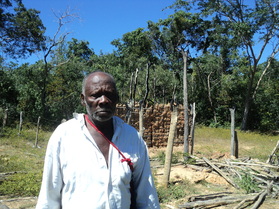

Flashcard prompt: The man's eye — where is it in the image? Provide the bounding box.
[91,94,99,98]
[106,93,117,100]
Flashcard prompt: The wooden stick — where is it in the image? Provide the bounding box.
[233,192,261,209]
[229,161,279,170]
[251,190,267,209]
[266,140,279,164]
[203,157,238,188]
[188,192,233,202]
[34,116,41,148]
[179,194,260,208]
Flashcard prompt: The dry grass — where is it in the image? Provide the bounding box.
[149,126,279,208]
[192,126,278,160]
[150,126,278,161]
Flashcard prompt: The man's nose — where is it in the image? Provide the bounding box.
[99,95,110,103]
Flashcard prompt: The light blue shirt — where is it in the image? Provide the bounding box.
[36,114,160,209]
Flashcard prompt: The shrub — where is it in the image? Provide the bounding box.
[236,172,260,194]
[157,151,181,165]
[157,181,188,203]
[0,172,42,197]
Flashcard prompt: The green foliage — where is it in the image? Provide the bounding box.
[67,38,93,62]
[0,172,42,196]
[0,69,18,107]
[13,62,45,122]
[0,154,26,173]
[0,0,278,132]
[157,151,181,165]
[157,180,188,203]
[0,127,50,197]
[236,172,260,194]
[0,0,46,59]
[47,61,85,120]
[182,153,197,165]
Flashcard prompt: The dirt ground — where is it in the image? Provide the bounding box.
[149,146,279,209]
[1,146,278,209]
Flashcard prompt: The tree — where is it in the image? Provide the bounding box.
[252,59,279,131]
[13,62,45,122]
[111,28,157,105]
[47,39,93,121]
[176,0,279,130]
[0,64,18,124]
[40,8,79,119]
[148,10,211,155]
[0,0,46,59]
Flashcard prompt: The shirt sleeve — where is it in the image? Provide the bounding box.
[36,127,63,209]
[132,136,160,209]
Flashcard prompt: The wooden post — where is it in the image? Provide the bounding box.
[182,50,190,158]
[18,111,23,135]
[3,108,8,129]
[266,140,279,164]
[125,101,133,125]
[230,108,238,158]
[35,116,41,148]
[139,102,144,137]
[234,131,239,158]
[190,103,196,155]
[162,105,178,188]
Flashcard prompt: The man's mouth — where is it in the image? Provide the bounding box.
[97,109,112,114]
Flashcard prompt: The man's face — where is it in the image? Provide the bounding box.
[81,73,118,123]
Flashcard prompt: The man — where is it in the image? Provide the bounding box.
[36,71,160,209]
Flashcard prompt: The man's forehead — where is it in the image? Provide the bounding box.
[86,73,116,90]
[89,73,114,83]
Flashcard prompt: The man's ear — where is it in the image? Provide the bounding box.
[81,94,85,106]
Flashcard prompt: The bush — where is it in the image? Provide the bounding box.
[157,181,188,203]
[236,172,260,194]
[0,172,42,196]
[157,151,181,165]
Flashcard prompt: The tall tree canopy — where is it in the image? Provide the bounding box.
[0,0,46,59]
[172,0,279,130]
[0,0,278,133]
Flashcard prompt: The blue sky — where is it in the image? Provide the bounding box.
[22,0,175,63]
[20,0,275,64]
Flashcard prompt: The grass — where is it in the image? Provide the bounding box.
[151,126,278,206]
[0,125,278,202]
[0,126,51,197]
[193,126,278,160]
[156,179,190,203]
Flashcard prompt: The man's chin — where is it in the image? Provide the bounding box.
[93,114,113,123]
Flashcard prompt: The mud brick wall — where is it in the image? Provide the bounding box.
[115,104,189,147]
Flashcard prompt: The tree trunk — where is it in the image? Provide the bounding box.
[182,50,189,156]
[207,72,217,124]
[18,111,23,135]
[162,105,178,188]
[35,116,41,148]
[129,72,133,101]
[132,68,139,106]
[143,63,150,107]
[190,103,196,155]
[230,108,238,158]
[139,102,144,137]
[2,109,8,129]
[241,69,255,130]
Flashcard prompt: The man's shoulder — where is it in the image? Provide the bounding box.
[113,116,137,130]
[55,114,84,130]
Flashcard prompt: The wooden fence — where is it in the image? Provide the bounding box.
[116,103,192,147]
[1,104,192,148]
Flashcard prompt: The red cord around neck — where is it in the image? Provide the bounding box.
[84,114,134,171]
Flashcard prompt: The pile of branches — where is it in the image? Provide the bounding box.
[179,156,279,209]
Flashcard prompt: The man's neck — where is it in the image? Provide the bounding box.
[88,117,114,140]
